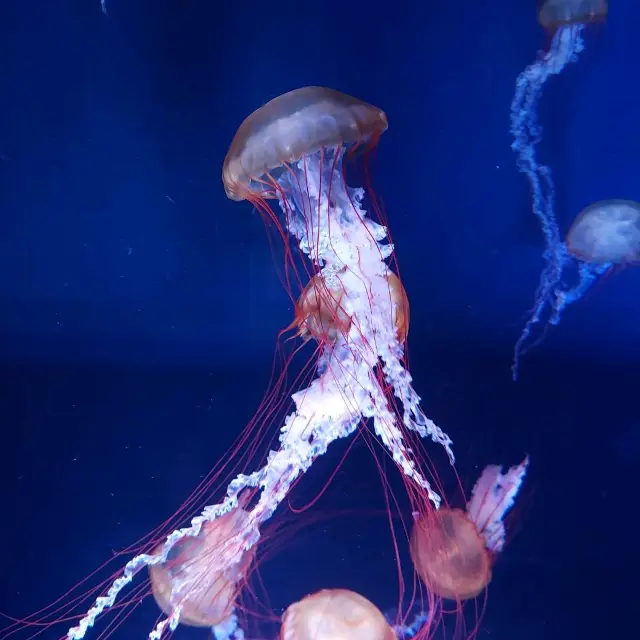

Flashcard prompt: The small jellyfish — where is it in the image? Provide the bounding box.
[410,458,528,601]
[540,199,640,338]
[293,269,409,344]
[510,1,609,379]
[149,501,256,628]
[566,199,640,265]
[411,509,489,600]
[222,87,387,204]
[281,589,395,640]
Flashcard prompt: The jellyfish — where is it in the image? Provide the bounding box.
[566,199,640,265]
[54,87,454,640]
[410,458,528,601]
[279,588,431,640]
[281,589,395,640]
[148,499,256,629]
[292,270,409,344]
[509,0,608,379]
[538,0,608,29]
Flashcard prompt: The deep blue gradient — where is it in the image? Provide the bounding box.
[1,1,638,639]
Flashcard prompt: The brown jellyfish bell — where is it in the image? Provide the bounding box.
[411,508,490,601]
[281,588,395,640]
[292,269,409,344]
[411,458,528,601]
[537,0,608,30]
[149,500,256,627]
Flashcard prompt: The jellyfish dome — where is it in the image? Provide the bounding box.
[281,589,395,640]
[410,508,490,600]
[222,86,387,203]
[410,459,528,601]
[509,1,611,378]
[538,0,608,29]
[566,200,640,264]
[149,504,255,627]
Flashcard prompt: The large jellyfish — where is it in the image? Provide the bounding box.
[44,87,454,640]
[509,0,608,379]
[2,88,527,640]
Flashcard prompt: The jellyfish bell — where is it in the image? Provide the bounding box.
[149,503,256,628]
[410,459,528,601]
[293,269,409,344]
[281,589,395,640]
[537,0,608,30]
[222,86,387,205]
[220,87,450,512]
[35,87,452,640]
[566,199,640,265]
[410,508,490,601]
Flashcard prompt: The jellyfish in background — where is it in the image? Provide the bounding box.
[550,198,640,315]
[510,0,608,379]
[566,199,640,265]
[281,589,395,640]
[411,458,528,601]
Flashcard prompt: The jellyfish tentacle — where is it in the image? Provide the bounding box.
[510,25,584,380]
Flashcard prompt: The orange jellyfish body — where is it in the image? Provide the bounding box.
[294,269,409,344]
[281,589,395,640]
[566,199,640,265]
[410,509,491,601]
[149,506,255,627]
[222,86,387,204]
[537,0,608,29]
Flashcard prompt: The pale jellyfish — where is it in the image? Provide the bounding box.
[538,0,608,29]
[566,200,640,264]
[149,499,256,628]
[281,589,395,640]
[510,0,608,378]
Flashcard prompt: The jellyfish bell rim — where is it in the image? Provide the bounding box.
[222,86,388,202]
